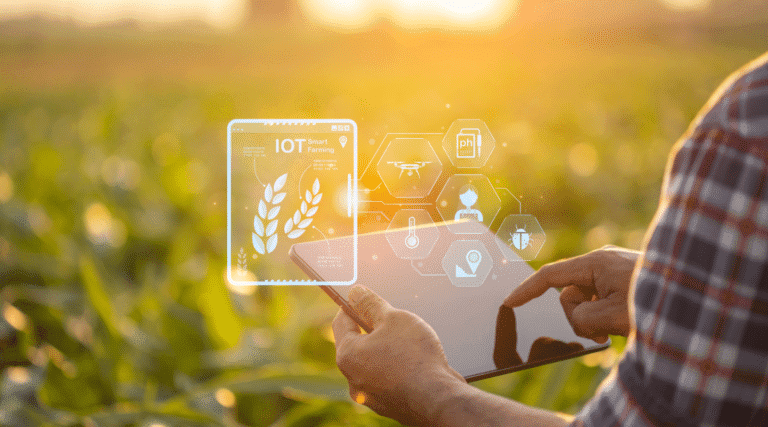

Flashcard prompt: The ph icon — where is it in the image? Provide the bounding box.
[456,128,481,159]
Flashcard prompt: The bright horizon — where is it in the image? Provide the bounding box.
[0,0,713,30]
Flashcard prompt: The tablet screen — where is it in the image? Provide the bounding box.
[290,221,609,381]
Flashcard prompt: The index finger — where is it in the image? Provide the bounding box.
[503,254,596,307]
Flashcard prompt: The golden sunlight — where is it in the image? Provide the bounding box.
[660,0,710,11]
[301,0,520,31]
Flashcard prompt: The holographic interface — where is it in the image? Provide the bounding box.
[359,119,546,289]
[227,119,357,286]
[228,118,545,287]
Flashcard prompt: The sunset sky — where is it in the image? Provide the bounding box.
[0,0,713,30]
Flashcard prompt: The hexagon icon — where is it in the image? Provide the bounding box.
[442,119,496,168]
[436,174,501,234]
[495,214,545,261]
[385,209,440,260]
[376,136,443,198]
[441,240,493,287]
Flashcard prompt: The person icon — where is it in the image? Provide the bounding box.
[454,185,483,222]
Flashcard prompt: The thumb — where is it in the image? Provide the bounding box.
[348,285,393,330]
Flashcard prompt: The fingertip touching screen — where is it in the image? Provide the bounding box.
[291,222,608,381]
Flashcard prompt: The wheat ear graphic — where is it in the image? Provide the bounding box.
[284,178,321,239]
[237,247,248,275]
[252,174,287,254]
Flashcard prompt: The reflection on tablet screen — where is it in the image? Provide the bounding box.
[291,221,608,381]
[494,305,585,369]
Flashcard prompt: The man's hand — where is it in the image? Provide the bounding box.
[503,246,640,343]
[332,285,465,426]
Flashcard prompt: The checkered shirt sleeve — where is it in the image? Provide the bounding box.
[572,53,768,427]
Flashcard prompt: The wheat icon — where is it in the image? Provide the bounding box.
[252,173,288,254]
[237,247,248,275]
[284,178,321,239]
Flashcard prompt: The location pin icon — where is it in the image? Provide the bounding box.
[466,250,482,274]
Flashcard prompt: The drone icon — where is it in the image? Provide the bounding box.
[387,161,432,178]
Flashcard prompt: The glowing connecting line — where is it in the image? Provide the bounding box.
[387,161,432,178]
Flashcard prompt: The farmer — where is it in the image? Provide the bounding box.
[333,52,768,426]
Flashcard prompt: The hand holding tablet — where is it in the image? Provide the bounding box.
[291,221,610,381]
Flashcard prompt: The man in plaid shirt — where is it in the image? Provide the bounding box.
[332,52,768,426]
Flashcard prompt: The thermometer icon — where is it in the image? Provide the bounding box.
[405,217,420,249]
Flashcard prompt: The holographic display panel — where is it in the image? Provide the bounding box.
[227,119,357,286]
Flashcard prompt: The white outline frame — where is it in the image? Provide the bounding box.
[227,118,358,286]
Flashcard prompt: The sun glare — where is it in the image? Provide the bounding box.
[301,0,378,30]
[0,0,714,29]
[441,0,496,15]
[302,0,519,31]
[660,0,710,11]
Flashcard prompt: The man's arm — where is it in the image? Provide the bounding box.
[332,285,571,427]
[433,383,572,427]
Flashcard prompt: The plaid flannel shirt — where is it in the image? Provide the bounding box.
[572,52,768,427]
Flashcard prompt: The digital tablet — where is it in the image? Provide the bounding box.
[289,221,610,382]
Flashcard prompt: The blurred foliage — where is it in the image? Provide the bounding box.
[0,17,765,426]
